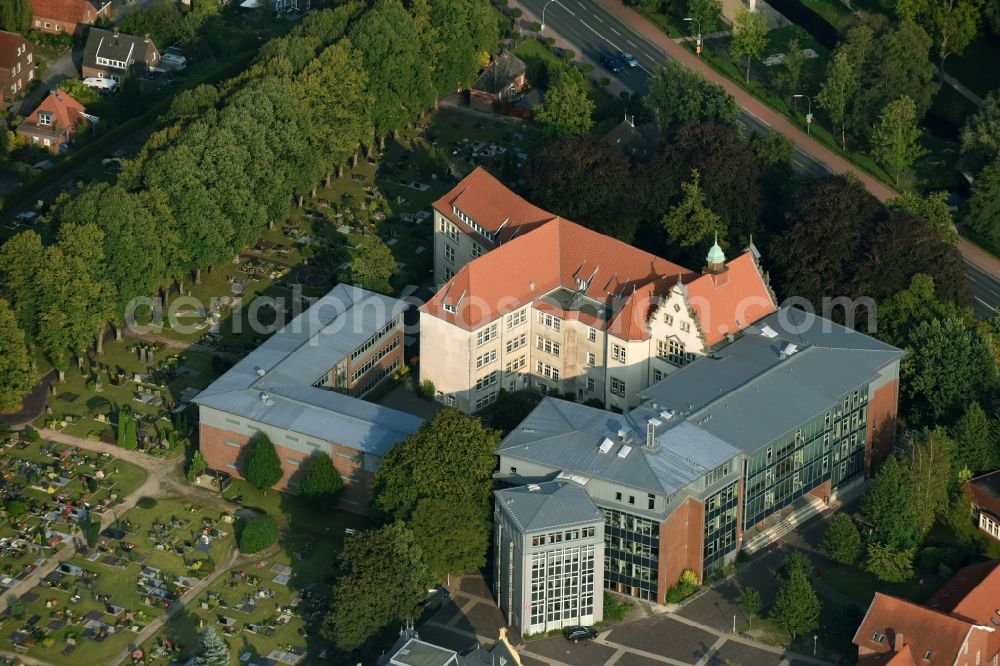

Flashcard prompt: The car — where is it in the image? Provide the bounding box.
[600,53,624,73]
[621,52,639,67]
[82,77,118,93]
[563,625,598,643]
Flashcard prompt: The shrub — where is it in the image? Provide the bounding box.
[137,497,157,510]
[418,379,436,400]
[602,591,632,622]
[21,428,39,443]
[665,568,699,602]
[529,21,541,31]
[297,452,344,507]
[561,49,575,61]
[781,550,812,579]
[4,500,26,518]
[510,8,522,18]
[187,450,208,482]
[238,515,278,554]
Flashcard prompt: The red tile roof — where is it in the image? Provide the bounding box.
[0,31,30,69]
[685,252,777,346]
[432,167,554,246]
[854,592,976,665]
[30,0,102,24]
[25,89,85,130]
[423,170,777,340]
[926,561,1000,660]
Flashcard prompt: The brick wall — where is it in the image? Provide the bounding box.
[866,378,899,477]
[657,497,706,604]
[199,423,370,514]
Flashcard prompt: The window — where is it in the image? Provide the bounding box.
[923,651,933,660]
[610,377,625,396]
[475,349,496,369]
[476,324,497,346]
[350,337,399,382]
[653,369,663,382]
[588,327,597,342]
[38,112,52,126]
[615,492,622,501]
[505,355,526,373]
[471,243,483,258]
[439,217,460,242]
[44,22,50,29]
[663,313,674,326]
[475,371,498,391]
[536,335,560,357]
[505,308,526,329]
[444,267,454,281]
[647,493,655,510]
[587,352,596,366]
[225,439,241,448]
[506,333,526,353]
[681,321,691,333]
[628,495,635,505]
[658,338,694,366]
[536,361,559,381]
[444,244,455,264]
[871,633,885,644]
[351,318,399,360]
[586,378,596,391]
[705,463,730,487]
[611,344,626,363]
[475,392,498,410]
[35,19,40,26]
[537,312,561,331]
[443,303,457,314]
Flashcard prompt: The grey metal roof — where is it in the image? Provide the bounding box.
[641,307,904,453]
[498,399,739,496]
[389,638,457,666]
[495,480,603,533]
[194,285,422,456]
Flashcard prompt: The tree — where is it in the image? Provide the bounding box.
[0,299,34,411]
[687,0,722,33]
[817,49,861,150]
[535,79,594,139]
[193,627,230,666]
[961,90,1000,174]
[865,542,915,582]
[243,433,283,492]
[351,235,395,295]
[951,402,998,475]
[523,136,642,242]
[730,7,769,84]
[872,96,927,187]
[120,408,137,451]
[903,430,953,536]
[966,157,1000,246]
[782,550,813,579]
[409,497,489,580]
[739,587,762,627]
[769,570,821,639]
[782,38,806,102]
[662,169,723,249]
[298,452,344,507]
[238,514,279,554]
[80,512,101,549]
[428,0,499,96]
[875,274,968,347]
[0,231,46,340]
[822,514,863,565]
[371,408,500,522]
[0,0,31,33]
[854,21,937,130]
[187,450,208,482]
[888,190,957,240]
[862,456,922,550]
[323,522,431,652]
[924,0,984,79]
[645,61,740,128]
[901,315,996,425]
[120,0,188,49]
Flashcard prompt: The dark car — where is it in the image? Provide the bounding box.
[600,53,624,73]
[563,625,598,643]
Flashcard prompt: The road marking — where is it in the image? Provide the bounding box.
[595,14,604,22]
[975,297,997,312]
[611,27,621,35]
[628,39,637,47]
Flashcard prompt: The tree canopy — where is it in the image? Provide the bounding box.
[535,78,594,139]
[862,455,923,550]
[645,61,740,128]
[821,513,862,565]
[193,627,230,666]
[769,569,821,639]
[242,433,283,492]
[0,299,34,411]
[0,0,30,33]
[297,452,344,507]
[409,497,489,580]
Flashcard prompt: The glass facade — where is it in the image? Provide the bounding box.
[602,507,658,601]
[743,386,869,529]
[529,545,596,628]
[703,480,739,572]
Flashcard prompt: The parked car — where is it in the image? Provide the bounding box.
[563,625,598,643]
[82,77,117,93]
[600,53,624,73]
[621,52,639,67]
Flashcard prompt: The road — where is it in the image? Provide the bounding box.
[516,0,1000,312]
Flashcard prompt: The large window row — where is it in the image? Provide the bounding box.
[350,317,399,360]
[350,337,399,382]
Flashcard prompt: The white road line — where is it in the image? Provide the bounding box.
[611,27,621,35]
[975,296,997,312]
[595,14,604,22]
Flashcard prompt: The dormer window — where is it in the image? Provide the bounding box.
[443,303,457,314]
[922,650,933,661]
[871,633,885,644]
[38,112,52,126]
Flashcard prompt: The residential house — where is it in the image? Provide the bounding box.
[0,32,33,104]
[82,28,159,82]
[421,169,777,412]
[16,89,87,151]
[194,284,420,514]
[30,0,112,36]
[853,560,1000,665]
[494,307,903,604]
[602,115,660,164]
[967,471,1000,543]
[470,50,528,112]
[379,627,524,666]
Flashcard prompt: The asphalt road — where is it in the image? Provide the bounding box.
[519,0,1000,312]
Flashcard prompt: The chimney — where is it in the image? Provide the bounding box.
[894,632,905,651]
[144,33,150,44]
[113,27,119,43]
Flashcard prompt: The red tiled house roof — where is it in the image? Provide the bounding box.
[17,89,85,146]
[31,0,103,24]
[432,167,555,247]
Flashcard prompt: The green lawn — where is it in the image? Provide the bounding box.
[221,478,369,539]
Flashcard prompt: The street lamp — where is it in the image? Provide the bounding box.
[794,93,813,135]
[541,0,557,32]
[683,17,703,56]
[813,635,818,656]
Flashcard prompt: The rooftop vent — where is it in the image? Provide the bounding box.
[260,393,274,406]
[645,418,661,448]
[759,324,778,339]
[781,342,799,357]
[256,367,266,377]
[617,428,628,441]
[660,410,674,421]
[527,484,541,492]
[617,445,632,459]
[599,438,615,454]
